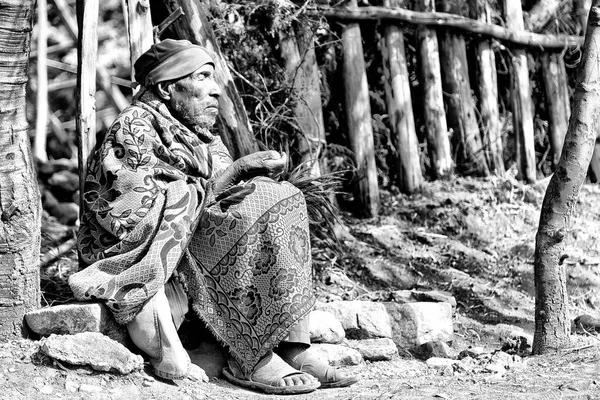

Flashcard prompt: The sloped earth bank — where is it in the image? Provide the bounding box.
[24,176,600,399]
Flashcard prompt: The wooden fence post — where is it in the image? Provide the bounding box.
[541,53,570,166]
[341,0,380,217]
[125,0,153,94]
[278,24,327,177]
[34,0,49,162]
[469,0,504,175]
[381,0,423,193]
[162,0,259,160]
[54,0,129,112]
[438,2,489,176]
[504,0,537,183]
[76,0,99,213]
[415,0,452,178]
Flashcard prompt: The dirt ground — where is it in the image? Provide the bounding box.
[30,176,600,399]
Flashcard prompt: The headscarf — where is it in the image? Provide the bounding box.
[134,39,214,87]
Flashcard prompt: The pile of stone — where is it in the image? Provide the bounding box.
[24,290,456,375]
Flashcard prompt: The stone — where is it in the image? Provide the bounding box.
[25,303,129,345]
[425,357,458,369]
[346,338,398,361]
[458,346,486,359]
[309,310,345,344]
[40,332,143,374]
[408,290,457,310]
[310,343,363,366]
[412,340,452,360]
[78,384,103,393]
[317,301,392,339]
[188,341,227,379]
[385,302,453,347]
[368,225,405,250]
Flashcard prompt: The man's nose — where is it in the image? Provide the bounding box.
[209,81,222,98]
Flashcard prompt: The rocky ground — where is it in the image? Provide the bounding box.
[27,173,600,399]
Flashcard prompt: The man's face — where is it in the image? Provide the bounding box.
[165,64,221,130]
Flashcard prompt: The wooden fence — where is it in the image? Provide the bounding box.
[32,0,590,219]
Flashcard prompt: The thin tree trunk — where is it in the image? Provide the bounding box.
[588,139,600,182]
[469,0,504,175]
[125,0,153,95]
[342,0,380,217]
[162,0,259,160]
[533,0,600,355]
[381,0,423,193]
[35,0,49,163]
[278,25,326,177]
[415,0,452,178]
[54,0,129,112]
[0,0,41,339]
[504,0,537,183]
[438,2,489,176]
[541,52,570,166]
[76,0,99,212]
[574,0,593,34]
[314,5,584,49]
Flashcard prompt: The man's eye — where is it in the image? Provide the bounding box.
[192,73,211,81]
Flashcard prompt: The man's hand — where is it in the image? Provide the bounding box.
[211,151,287,196]
[236,150,287,180]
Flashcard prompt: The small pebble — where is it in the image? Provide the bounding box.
[40,385,53,395]
[79,383,103,393]
[8,367,16,373]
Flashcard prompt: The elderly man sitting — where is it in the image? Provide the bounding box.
[69,39,357,395]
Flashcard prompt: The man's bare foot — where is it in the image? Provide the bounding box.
[187,363,209,383]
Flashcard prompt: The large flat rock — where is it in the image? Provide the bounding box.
[39,332,143,374]
[347,338,398,361]
[309,309,345,344]
[25,303,128,345]
[317,301,392,339]
[385,302,453,348]
[310,343,363,366]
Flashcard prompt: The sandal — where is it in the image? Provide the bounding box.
[280,347,359,389]
[222,351,321,395]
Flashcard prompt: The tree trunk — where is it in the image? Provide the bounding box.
[278,24,326,177]
[438,2,489,177]
[469,0,504,175]
[162,0,259,160]
[76,0,99,212]
[533,0,600,355]
[504,0,537,183]
[34,0,49,163]
[341,0,380,217]
[541,52,570,166]
[125,0,153,95]
[381,0,423,193]
[0,0,41,339]
[574,0,593,34]
[415,0,452,178]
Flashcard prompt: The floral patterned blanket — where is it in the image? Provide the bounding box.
[70,90,314,371]
[179,177,315,373]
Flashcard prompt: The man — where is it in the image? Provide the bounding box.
[70,39,357,395]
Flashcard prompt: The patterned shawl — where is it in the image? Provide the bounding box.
[70,90,227,324]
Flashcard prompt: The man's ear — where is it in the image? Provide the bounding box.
[155,82,171,101]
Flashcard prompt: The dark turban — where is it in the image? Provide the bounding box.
[134,39,214,87]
